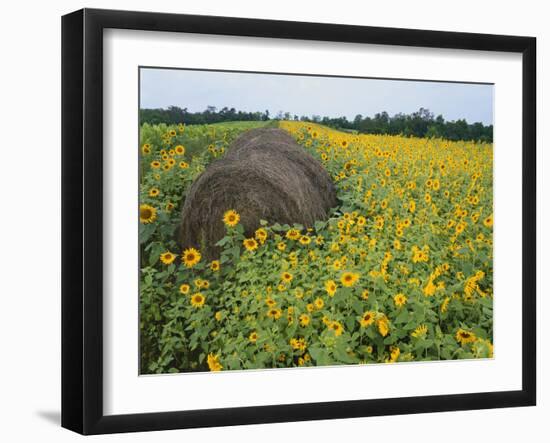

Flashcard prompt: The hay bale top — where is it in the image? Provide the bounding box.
[229,127,297,152]
[226,128,336,210]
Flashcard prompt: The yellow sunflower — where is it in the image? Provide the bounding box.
[249,331,258,343]
[210,260,220,272]
[267,308,282,320]
[341,271,360,287]
[179,283,190,295]
[159,251,176,265]
[139,204,157,224]
[313,297,324,310]
[393,293,408,308]
[207,353,222,371]
[290,337,307,351]
[223,209,240,227]
[286,229,301,240]
[387,346,400,363]
[328,321,344,336]
[182,247,201,268]
[441,297,451,313]
[324,280,337,297]
[255,228,268,244]
[360,311,375,328]
[411,324,428,338]
[281,272,293,284]
[299,314,310,327]
[456,328,477,345]
[377,316,390,337]
[424,193,432,204]
[190,293,205,308]
[243,238,258,252]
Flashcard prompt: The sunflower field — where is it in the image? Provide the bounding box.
[139,120,494,374]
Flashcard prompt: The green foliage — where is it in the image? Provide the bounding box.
[139,120,494,374]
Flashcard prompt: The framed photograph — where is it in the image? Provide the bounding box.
[61,8,536,435]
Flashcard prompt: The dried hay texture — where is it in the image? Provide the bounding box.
[178,128,338,259]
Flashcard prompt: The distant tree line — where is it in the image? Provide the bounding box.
[140,106,493,142]
[140,106,271,126]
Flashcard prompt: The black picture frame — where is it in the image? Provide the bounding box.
[62,8,536,435]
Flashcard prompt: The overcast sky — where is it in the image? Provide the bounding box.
[140,68,494,125]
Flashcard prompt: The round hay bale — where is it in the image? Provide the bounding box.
[226,128,337,211]
[178,128,338,260]
[229,127,296,152]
